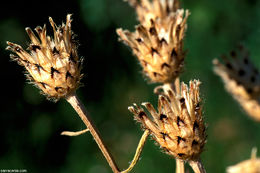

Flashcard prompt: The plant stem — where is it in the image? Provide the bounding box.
[176,159,185,173]
[61,128,89,136]
[189,160,206,173]
[66,93,120,173]
[121,129,150,173]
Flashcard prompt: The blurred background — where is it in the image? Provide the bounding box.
[1,0,260,172]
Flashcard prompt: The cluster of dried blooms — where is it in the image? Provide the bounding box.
[117,0,207,172]
[5,0,260,172]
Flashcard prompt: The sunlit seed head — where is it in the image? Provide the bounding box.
[129,80,206,160]
[6,14,83,101]
[117,0,189,83]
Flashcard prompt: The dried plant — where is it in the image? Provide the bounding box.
[6,15,120,173]
[117,0,189,83]
[129,80,206,172]
[6,14,83,101]
[8,1,260,173]
[117,0,207,173]
[213,46,260,121]
[129,80,206,160]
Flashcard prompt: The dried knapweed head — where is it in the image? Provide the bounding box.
[129,80,206,160]
[227,148,260,173]
[213,46,260,121]
[6,14,83,101]
[117,0,189,83]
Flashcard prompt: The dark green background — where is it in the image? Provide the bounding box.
[1,0,260,172]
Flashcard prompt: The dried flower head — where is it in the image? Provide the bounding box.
[227,148,260,173]
[213,46,260,121]
[128,80,206,160]
[6,14,83,101]
[117,0,189,83]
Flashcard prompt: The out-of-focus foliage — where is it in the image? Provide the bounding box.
[0,0,260,173]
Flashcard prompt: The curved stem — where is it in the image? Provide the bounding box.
[176,159,185,173]
[61,128,89,136]
[66,93,120,173]
[189,159,206,173]
[121,130,150,173]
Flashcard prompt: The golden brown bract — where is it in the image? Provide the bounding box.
[213,46,260,121]
[127,0,180,28]
[6,14,83,101]
[129,80,206,160]
[117,0,189,83]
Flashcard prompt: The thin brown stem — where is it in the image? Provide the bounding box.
[66,93,120,173]
[121,129,150,173]
[176,159,185,173]
[189,160,206,173]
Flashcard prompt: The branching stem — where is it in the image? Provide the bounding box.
[66,93,120,173]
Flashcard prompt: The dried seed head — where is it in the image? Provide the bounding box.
[227,148,260,173]
[213,46,260,121]
[117,0,189,83]
[128,80,206,160]
[6,14,83,101]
